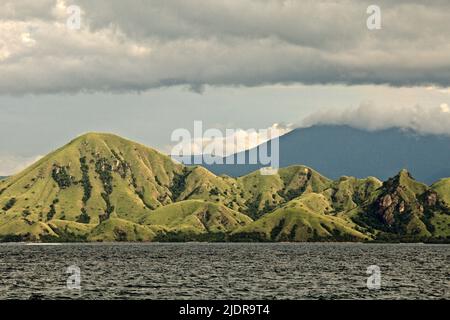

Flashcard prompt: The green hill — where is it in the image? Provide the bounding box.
[231,193,368,242]
[323,176,382,213]
[351,170,450,241]
[141,200,252,241]
[0,133,449,242]
[235,165,331,219]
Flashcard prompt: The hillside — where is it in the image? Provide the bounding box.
[0,133,449,242]
[432,178,450,207]
[231,193,368,242]
[141,200,253,241]
[350,170,450,241]
[201,125,450,184]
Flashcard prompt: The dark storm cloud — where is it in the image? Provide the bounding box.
[0,0,449,94]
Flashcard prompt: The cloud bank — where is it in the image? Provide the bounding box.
[302,103,450,136]
[169,123,292,156]
[1,0,450,94]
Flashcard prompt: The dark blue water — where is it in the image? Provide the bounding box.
[0,243,448,299]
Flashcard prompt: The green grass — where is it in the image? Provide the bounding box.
[323,176,382,212]
[141,199,253,234]
[430,212,450,238]
[46,220,94,241]
[432,178,450,207]
[88,218,156,242]
[232,193,368,242]
[0,213,57,241]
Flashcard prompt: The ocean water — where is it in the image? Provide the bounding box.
[0,243,448,300]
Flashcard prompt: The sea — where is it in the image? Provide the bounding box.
[0,243,448,299]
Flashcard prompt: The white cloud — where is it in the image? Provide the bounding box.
[302,103,450,136]
[0,154,43,176]
[440,103,450,113]
[0,0,450,94]
[20,31,36,46]
[426,86,450,94]
[170,123,292,156]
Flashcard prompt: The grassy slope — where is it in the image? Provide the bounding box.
[0,215,57,241]
[141,199,253,234]
[324,176,382,213]
[235,165,331,219]
[44,219,94,242]
[430,178,450,237]
[432,178,450,207]
[232,193,368,241]
[88,218,156,242]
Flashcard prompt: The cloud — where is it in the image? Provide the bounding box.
[440,103,449,113]
[0,154,43,176]
[169,123,292,156]
[1,0,450,94]
[302,103,450,136]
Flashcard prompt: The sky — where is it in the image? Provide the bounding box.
[0,0,449,175]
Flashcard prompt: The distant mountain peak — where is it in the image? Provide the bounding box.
[202,124,450,184]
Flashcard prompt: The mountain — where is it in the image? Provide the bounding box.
[0,132,449,242]
[201,125,450,184]
[0,177,7,181]
[231,170,449,242]
[349,170,450,240]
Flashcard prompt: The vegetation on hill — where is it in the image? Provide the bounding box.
[350,170,450,242]
[0,133,448,242]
